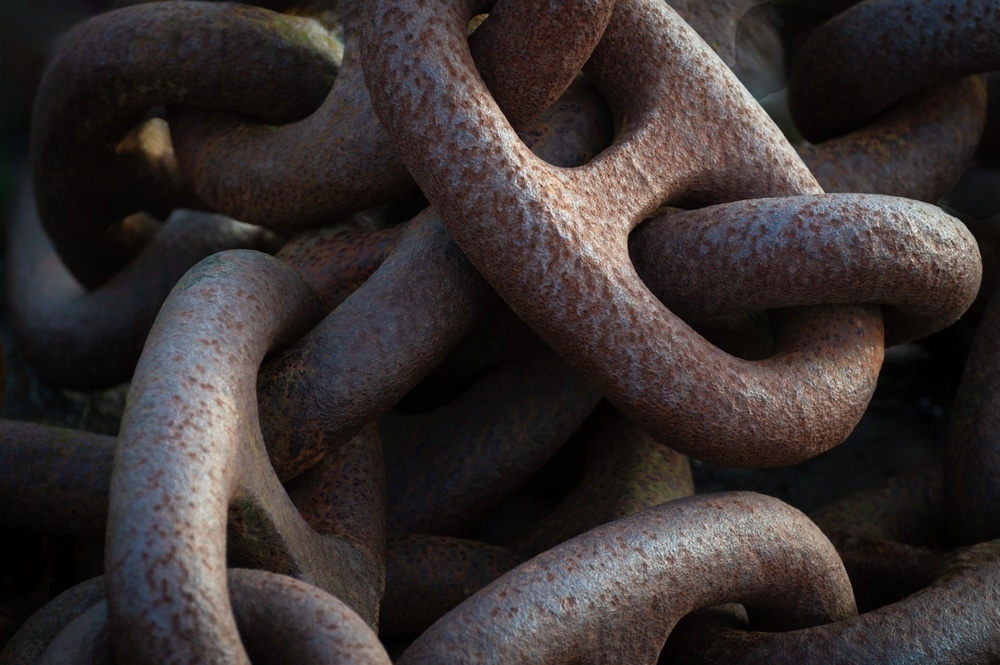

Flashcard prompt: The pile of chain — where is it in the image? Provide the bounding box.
[2,0,999,661]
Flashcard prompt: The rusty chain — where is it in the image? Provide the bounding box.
[2,0,1000,661]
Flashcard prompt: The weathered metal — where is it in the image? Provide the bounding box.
[664,539,1000,664]
[510,403,695,558]
[170,0,615,228]
[363,0,916,468]
[8,174,277,390]
[3,571,391,665]
[788,0,1000,143]
[30,1,340,288]
[7,0,999,660]
[383,348,601,535]
[629,194,980,347]
[397,492,856,664]
[798,77,988,203]
[105,250,383,662]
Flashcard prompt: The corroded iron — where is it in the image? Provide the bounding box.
[510,402,694,558]
[808,467,946,612]
[363,0,916,468]
[171,0,614,228]
[8,0,1000,660]
[797,77,988,203]
[9,174,277,390]
[397,492,856,664]
[629,194,980,347]
[2,571,391,665]
[257,69,614,481]
[30,0,340,288]
[105,250,384,662]
[382,347,601,535]
[788,0,1000,143]
[664,539,1000,664]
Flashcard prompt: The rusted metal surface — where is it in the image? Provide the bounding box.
[629,194,980,346]
[788,0,1000,143]
[171,0,613,229]
[5,0,1000,660]
[256,207,496,481]
[105,250,383,662]
[397,492,855,664]
[9,173,278,390]
[276,223,404,312]
[664,539,1000,664]
[808,467,946,611]
[4,571,391,665]
[382,348,600,535]
[362,0,931,468]
[30,1,340,288]
[797,77,988,203]
[510,403,694,558]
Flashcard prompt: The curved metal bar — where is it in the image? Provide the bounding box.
[9,172,277,390]
[947,282,1000,546]
[380,534,525,640]
[257,72,614,479]
[30,0,340,288]
[0,578,105,665]
[664,539,1000,664]
[4,571,391,665]
[106,250,383,663]
[0,420,114,537]
[171,0,614,228]
[397,492,856,664]
[808,467,946,612]
[629,193,981,346]
[788,0,1000,142]
[510,403,694,558]
[798,77,987,203]
[383,348,601,535]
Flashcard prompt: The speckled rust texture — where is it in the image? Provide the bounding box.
[106,251,384,663]
[5,571,391,665]
[797,77,987,203]
[664,540,1000,664]
[276,224,403,312]
[788,0,1000,142]
[629,194,981,346]
[397,492,855,664]
[30,1,340,288]
[257,209,495,481]
[363,0,919,468]
[172,0,611,229]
